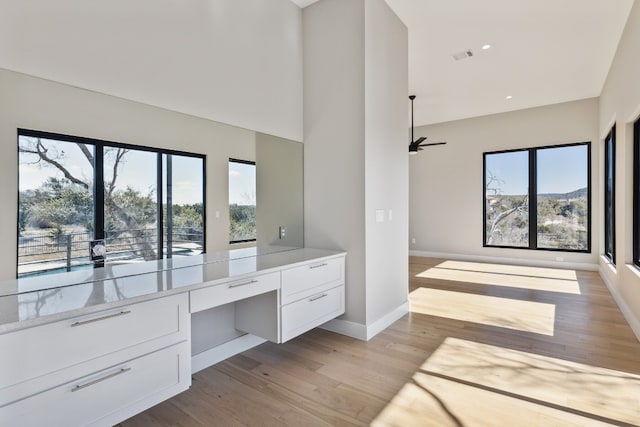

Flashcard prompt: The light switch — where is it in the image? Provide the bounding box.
[388,210,393,221]
[375,210,385,223]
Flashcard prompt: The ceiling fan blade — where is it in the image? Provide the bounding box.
[418,142,447,147]
[414,136,427,145]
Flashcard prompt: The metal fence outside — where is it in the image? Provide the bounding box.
[18,227,204,275]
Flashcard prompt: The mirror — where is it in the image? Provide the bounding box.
[7,69,303,284]
[205,131,304,255]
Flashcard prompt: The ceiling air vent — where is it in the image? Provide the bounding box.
[452,49,474,61]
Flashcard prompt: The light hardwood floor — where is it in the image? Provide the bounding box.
[120,257,640,426]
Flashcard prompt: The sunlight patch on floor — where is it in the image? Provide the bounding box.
[431,260,578,280]
[410,288,556,336]
[371,372,615,427]
[421,337,640,425]
[415,264,581,294]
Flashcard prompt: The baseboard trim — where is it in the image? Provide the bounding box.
[320,318,368,341]
[321,300,411,342]
[191,334,266,374]
[409,250,598,272]
[599,264,640,343]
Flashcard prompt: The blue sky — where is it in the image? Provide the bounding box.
[228,161,256,205]
[486,145,588,195]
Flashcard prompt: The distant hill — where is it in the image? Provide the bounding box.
[538,187,588,200]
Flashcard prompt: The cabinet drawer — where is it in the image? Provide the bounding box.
[281,256,344,305]
[0,293,188,390]
[190,271,280,313]
[281,285,344,343]
[0,341,190,427]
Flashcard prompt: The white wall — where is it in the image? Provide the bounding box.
[0,0,303,142]
[304,0,408,338]
[410,98,600,269]
[0,68,260,280]
[364,0,409,325]
[303,0,367,325]
[599,0,640,338]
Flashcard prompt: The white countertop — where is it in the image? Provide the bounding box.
[0,247,346,334]
[0,245,299,298]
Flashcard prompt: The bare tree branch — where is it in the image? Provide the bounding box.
[18,139,89,189]
[487,196,528,245]
[104,148,128,197]
[76,143,94,165]
[486,171,504,197]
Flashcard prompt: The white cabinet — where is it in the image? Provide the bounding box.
[0,248,346,426]
[2,342,190,427]
[0,293,190,427]
[281,257,344,305]
[190,271,280,313]
[281,284,344,342]
[236,254,346,343]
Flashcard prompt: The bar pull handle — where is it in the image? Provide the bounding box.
[70,310,131,327]
[229,279,258,288]
[309,293,328,302]
[309,263,328,270]
[71,368,131,392]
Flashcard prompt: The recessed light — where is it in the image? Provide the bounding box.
[482,44,491,50]
[506,95,513,100]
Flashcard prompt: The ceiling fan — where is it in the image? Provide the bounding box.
[408,95,446,155]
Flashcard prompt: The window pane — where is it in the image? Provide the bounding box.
[164,154,204,257]
[536,145,589,250]
[18,136,95,277]
[229,160,256,243]
[604,131,615,262]
[485,151,529,247]
[104,148,158,263]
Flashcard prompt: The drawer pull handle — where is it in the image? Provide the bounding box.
[309,293,328,302]
[229,279,258,288]
[70,310,131,327]
[71,367,131,392]
[309,263,328,270]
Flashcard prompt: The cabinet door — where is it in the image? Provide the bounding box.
[0,341,190,427]
[0,293,188,392]
[281,256,344,305]
[281,285,345,343]
[190,271,280,313]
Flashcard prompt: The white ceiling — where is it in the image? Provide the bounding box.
[293,0,634,126]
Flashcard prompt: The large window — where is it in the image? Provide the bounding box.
[604,126,616,264]
[228,159,256,243]
[634,118,640,268]
[484,142,590,252]
[18,129,205,277]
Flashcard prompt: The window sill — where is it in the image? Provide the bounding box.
[626,263,640,280]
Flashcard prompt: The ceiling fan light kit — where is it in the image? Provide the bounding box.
[408,95,446,154]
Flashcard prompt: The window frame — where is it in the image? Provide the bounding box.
[634,118,640,268]
[17,128,207,277]
[228,158,257,244]
[483,141,591,253]
[604,126,616,264]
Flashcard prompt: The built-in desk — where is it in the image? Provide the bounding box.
[0,247,346,427]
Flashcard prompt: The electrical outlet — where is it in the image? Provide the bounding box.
[411,238,416,244]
